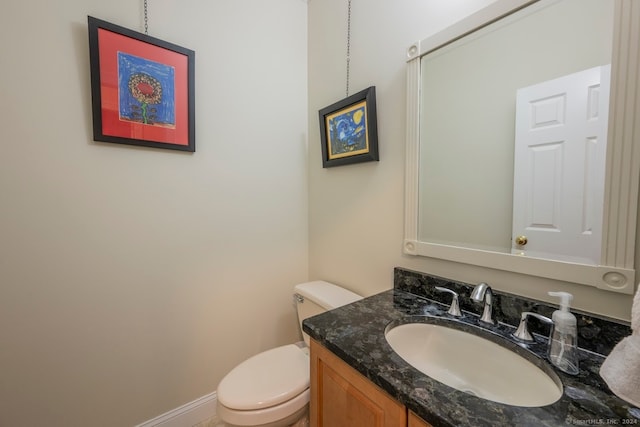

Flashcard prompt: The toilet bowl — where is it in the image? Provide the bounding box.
[217,344,310,427]
[216,281,362,427]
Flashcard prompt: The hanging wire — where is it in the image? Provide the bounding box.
[345,0,352,97]
[144,0,149,34]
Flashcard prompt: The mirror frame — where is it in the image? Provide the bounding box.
[404,0,640,294]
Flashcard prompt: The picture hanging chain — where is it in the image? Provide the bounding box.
[345,0,352,97]
[144,0,149,34]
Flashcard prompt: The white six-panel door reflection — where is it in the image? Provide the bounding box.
[512,65,610,265]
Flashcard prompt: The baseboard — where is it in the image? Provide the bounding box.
[135,391,218,427]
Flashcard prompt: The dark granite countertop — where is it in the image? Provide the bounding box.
[302,269,640,427]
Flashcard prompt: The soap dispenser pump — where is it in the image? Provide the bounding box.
[548,291,579,375]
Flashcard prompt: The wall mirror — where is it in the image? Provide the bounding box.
[404,0,640,294]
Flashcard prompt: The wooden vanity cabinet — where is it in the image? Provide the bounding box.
[310,339,433,427]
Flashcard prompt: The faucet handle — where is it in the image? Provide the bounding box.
[434,287,462,317]
[512,312,553,342]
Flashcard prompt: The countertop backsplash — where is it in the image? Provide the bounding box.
[394,267,632,357]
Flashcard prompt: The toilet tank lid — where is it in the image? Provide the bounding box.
[294,281,362,310]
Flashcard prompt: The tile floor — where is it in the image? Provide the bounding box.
[193,416,224,427]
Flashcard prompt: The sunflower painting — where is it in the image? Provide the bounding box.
[118,52,175,127]
[89,16,194,151]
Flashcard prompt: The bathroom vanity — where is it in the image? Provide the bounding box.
[303,268,640,427]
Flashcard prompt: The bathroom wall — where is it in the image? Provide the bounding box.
[308,0,635,321]
[0,1,307,426]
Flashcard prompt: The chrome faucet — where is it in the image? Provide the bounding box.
[470,282,495,325]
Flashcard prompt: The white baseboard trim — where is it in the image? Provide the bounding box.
[135,391,218,427]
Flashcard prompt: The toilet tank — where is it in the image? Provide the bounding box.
[294,280,362,346]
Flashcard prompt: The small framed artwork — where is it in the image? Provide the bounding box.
[318,86,379,168]
[88,16,195,152]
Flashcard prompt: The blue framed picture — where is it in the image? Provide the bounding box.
[318,86,379,168]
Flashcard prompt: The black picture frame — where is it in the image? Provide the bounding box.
[318,86,379,168]
[88,16,196,152]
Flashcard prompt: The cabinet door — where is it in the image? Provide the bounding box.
[310,339,407,427]
[408,411,433,427]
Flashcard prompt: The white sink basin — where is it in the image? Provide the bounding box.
[385,322,563,407]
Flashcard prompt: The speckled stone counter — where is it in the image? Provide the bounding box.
[302,268,640,427]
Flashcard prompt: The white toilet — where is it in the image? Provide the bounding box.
[216,281,362,427]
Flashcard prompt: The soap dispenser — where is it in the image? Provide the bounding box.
[548,291,579,375]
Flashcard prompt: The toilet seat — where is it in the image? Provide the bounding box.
[218,344,309,410]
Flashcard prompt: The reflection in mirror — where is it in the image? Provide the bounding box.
[419,0,613,265]
[404,0,640,293]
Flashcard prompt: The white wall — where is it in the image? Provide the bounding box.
[308,0,635,321]
[0,1,307,426]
